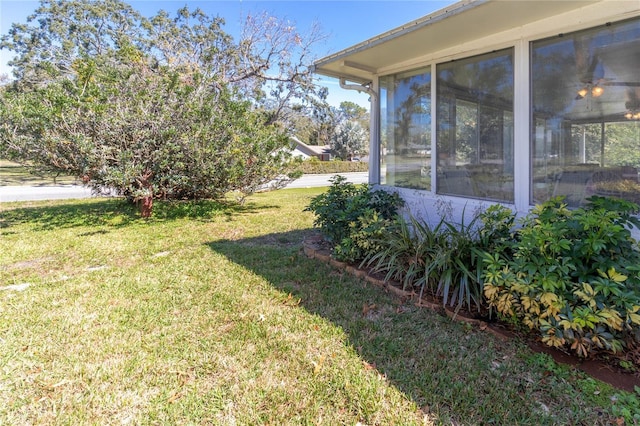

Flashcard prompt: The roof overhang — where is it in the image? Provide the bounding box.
[313,0,600,84]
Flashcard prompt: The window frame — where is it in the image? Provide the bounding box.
[374,14,638,214]
[434,47,516,203]
[379,66,433,191]
[529,17,640,207]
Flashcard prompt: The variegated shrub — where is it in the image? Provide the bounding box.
[481,196,640,357]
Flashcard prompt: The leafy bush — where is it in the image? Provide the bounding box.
[482,196,640,357]
[299,157,368,174]
[305,175,403,262]
[365,214,445,291]
[476,204,516,255]
[430,211,485,313]
[333,210,396,263]
[1,2,322,217]
[305,175,369,244]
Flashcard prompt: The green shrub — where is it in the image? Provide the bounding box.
[305,175,403,262]
[476,204,516,254]
[430,211,485,313]
[333,210,396,263]
[299,158,368,174]
[365,214,445,291]
[305,175,365,244]
[481,196,640,357]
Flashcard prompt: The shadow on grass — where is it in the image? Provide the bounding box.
[1,198,280,232]
[207,231,480,420]
[207,231,621,424]
[0,163,78,186]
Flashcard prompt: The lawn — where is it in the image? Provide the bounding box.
[0,160,79,186]
[0,190,634,424]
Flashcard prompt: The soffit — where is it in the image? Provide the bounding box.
[314,0,598,83]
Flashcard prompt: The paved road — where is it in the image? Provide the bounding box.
[0,185,95,202]
[285,172,368,189]
[0,172,369,202]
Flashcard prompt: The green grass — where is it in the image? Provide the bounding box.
[0,190,635,424]
[0,159,78,186]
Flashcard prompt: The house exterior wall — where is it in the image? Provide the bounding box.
[365,2,639,236]
[290,137,333,161]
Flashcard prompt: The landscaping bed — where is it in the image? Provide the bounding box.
[303,232,640,392]
[305,176,640,396]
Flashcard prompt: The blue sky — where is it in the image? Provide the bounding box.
[0,0,457,107]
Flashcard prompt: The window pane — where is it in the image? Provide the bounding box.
[380,67,431,190]
[531,18,640,207]
[436,49,514,202]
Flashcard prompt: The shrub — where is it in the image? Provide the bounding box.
[365,207,503,314]
[481,196,640,357]
[333,210,396,263]
[476,204,516,255]
[429,211,485,313]
[365,214,445,292]
[305,175,403,261]
[299,158,368,174]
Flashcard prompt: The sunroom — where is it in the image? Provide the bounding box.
[313,0,640,225]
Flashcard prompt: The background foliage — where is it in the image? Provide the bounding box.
[0,0,325,215]
[298,157,368,174]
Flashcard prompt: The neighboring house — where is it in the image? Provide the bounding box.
[313,0,640,228]
[291,136,332,161]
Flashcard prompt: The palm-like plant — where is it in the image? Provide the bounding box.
[363,210,485,315]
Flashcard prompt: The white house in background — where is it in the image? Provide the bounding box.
[290,136,333,161]
[313,0,640,225]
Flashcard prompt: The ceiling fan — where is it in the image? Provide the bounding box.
[572,42,640,111]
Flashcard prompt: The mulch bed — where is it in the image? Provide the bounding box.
[302,233,640,392]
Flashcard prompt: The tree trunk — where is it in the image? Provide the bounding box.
[139,169,154,218]
[140,195,153,218]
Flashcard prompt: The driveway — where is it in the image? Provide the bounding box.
[285,172,368,188]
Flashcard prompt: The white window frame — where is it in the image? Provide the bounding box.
[370,4,637,224]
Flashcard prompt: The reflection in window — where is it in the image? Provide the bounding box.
[531,18,640,207]
[436,49,514,202]
[380,67,431,190]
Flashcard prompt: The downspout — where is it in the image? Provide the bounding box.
[339,78,380,185]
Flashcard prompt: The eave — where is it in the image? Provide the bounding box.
[313,0,601,84]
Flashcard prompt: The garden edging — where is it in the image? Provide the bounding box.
[302,233,640,392]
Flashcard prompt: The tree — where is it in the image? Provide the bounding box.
[604,122,640,169]
[331,120,368,160]
[0,0,325,216]
[338,101,368,123]
[307,99,338,146]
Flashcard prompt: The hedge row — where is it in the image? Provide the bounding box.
[299,158,368,174]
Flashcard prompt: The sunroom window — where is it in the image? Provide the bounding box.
[531,18,640,207]
[436,49,515,202]
[380,67,431,190]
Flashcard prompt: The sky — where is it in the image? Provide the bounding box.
[0,0,458,108]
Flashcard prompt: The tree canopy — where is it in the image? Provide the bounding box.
[0,0,327,215]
